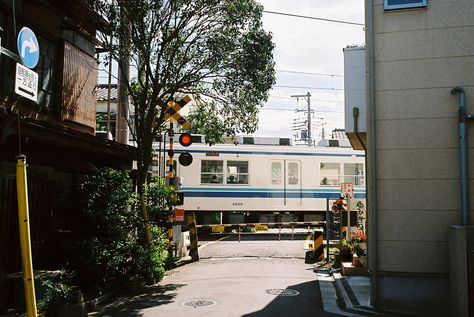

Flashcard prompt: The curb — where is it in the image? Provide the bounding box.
[332,272,394,317]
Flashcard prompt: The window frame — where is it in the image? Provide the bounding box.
[319,162,365,187]
[200,159,250,185]
[384,0,427,11]
[226,160,249,185]
[200,160,224,184]
[36,35,58,111]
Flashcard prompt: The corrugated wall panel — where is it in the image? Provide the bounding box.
[61,41,97,131]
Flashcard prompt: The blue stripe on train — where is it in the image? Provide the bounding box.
[175,149,365,157]
[181,191,366,199]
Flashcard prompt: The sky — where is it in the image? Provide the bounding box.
[254,0,365,141]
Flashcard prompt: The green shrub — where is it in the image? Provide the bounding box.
[37,271,74,313]
[70,168,168,297]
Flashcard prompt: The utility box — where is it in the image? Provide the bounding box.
[449,225,474,317]
[343,46,366,150]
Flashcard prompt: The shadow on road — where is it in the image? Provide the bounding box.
[90,283,186,317]
[241,280,342,317]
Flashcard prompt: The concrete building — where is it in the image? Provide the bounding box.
[359,0,474,315]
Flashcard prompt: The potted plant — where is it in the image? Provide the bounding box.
[337,238,354,262]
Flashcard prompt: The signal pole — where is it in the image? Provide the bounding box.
[291,92,312,146]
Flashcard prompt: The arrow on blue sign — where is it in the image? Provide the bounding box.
[17,27,40,69]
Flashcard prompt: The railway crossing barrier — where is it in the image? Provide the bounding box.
[187,213,199,262]
[196,221,327,241]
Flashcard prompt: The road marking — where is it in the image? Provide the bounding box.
[199,234,234,250]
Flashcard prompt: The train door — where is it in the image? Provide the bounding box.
[270,160,302,207]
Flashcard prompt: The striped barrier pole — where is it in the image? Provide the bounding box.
[291,226,294,240]
[238,226,241,243]
[313,231,324,261]
[187,213,199,262]
[279,226,281,241]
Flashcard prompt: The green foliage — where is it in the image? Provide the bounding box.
[71,168,168,297]
[88,0,275,195]
[145,175,179,217]
[37,271,74,313]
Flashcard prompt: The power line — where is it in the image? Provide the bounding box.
[274,85,344,91]
[261,108,344,113]
[269,95,343,103]
[263,10,365,26]
[276,69,343,78]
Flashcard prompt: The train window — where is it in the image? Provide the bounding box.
[201,160,224,184]
[288,162,299,185]
[271,162,282,185]
[227,161,249,184]
[343,163,365,186]
[320,163,340,186]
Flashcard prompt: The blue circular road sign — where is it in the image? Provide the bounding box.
[17,27,40,69]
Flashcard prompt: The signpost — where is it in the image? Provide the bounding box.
[14,27,39,103]
[341,183,354,239]
[17,27,39,69]
[15,63,38,102]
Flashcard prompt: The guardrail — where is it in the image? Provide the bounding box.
[196,221,326,241]
[196,221,326,230]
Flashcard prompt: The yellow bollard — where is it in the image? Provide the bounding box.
[16,155,37,317]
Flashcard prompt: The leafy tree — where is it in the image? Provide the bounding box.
[90,0,275,243]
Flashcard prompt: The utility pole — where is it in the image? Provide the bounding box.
[291,92,312,146]
[116,7,130,144]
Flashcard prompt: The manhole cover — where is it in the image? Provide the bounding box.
[181,299,217,308]
[265,288,300,296]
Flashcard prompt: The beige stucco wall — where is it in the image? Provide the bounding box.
[371,0,474,274]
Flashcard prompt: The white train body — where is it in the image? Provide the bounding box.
[155,138,366,224]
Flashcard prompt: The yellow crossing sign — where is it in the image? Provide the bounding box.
[164,95,192,130]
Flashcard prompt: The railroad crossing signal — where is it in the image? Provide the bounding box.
[178,133,193,166]
[164,95,192,130]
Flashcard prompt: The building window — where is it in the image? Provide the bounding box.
[227,161,249,184]
[320,163,340,186]
[384,0,426,10]
[201,160,224,184]
[37,36,57,110]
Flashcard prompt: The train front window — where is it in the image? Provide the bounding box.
[344,163,365,186]
[320,163,340,186]
[201,160,224,184]
[227,161,249,184]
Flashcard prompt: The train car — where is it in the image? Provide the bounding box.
[155,136,366,225]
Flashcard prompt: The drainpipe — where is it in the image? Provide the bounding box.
[451,87,473,225]
[366,0,379,308]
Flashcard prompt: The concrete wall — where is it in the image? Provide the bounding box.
[368,0,474,314]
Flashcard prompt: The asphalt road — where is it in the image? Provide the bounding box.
[90,233,349,317]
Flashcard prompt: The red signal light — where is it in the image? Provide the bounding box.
[179,133,192,147]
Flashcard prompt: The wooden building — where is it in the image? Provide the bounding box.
[0,0,135,294]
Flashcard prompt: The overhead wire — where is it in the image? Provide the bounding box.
[262,10,365,27]
[276,69,343,78]
[274,85,344,91]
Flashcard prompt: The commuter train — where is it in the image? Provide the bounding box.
[153,136,366,225]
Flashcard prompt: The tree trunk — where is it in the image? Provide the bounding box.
[137,141,153,249]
